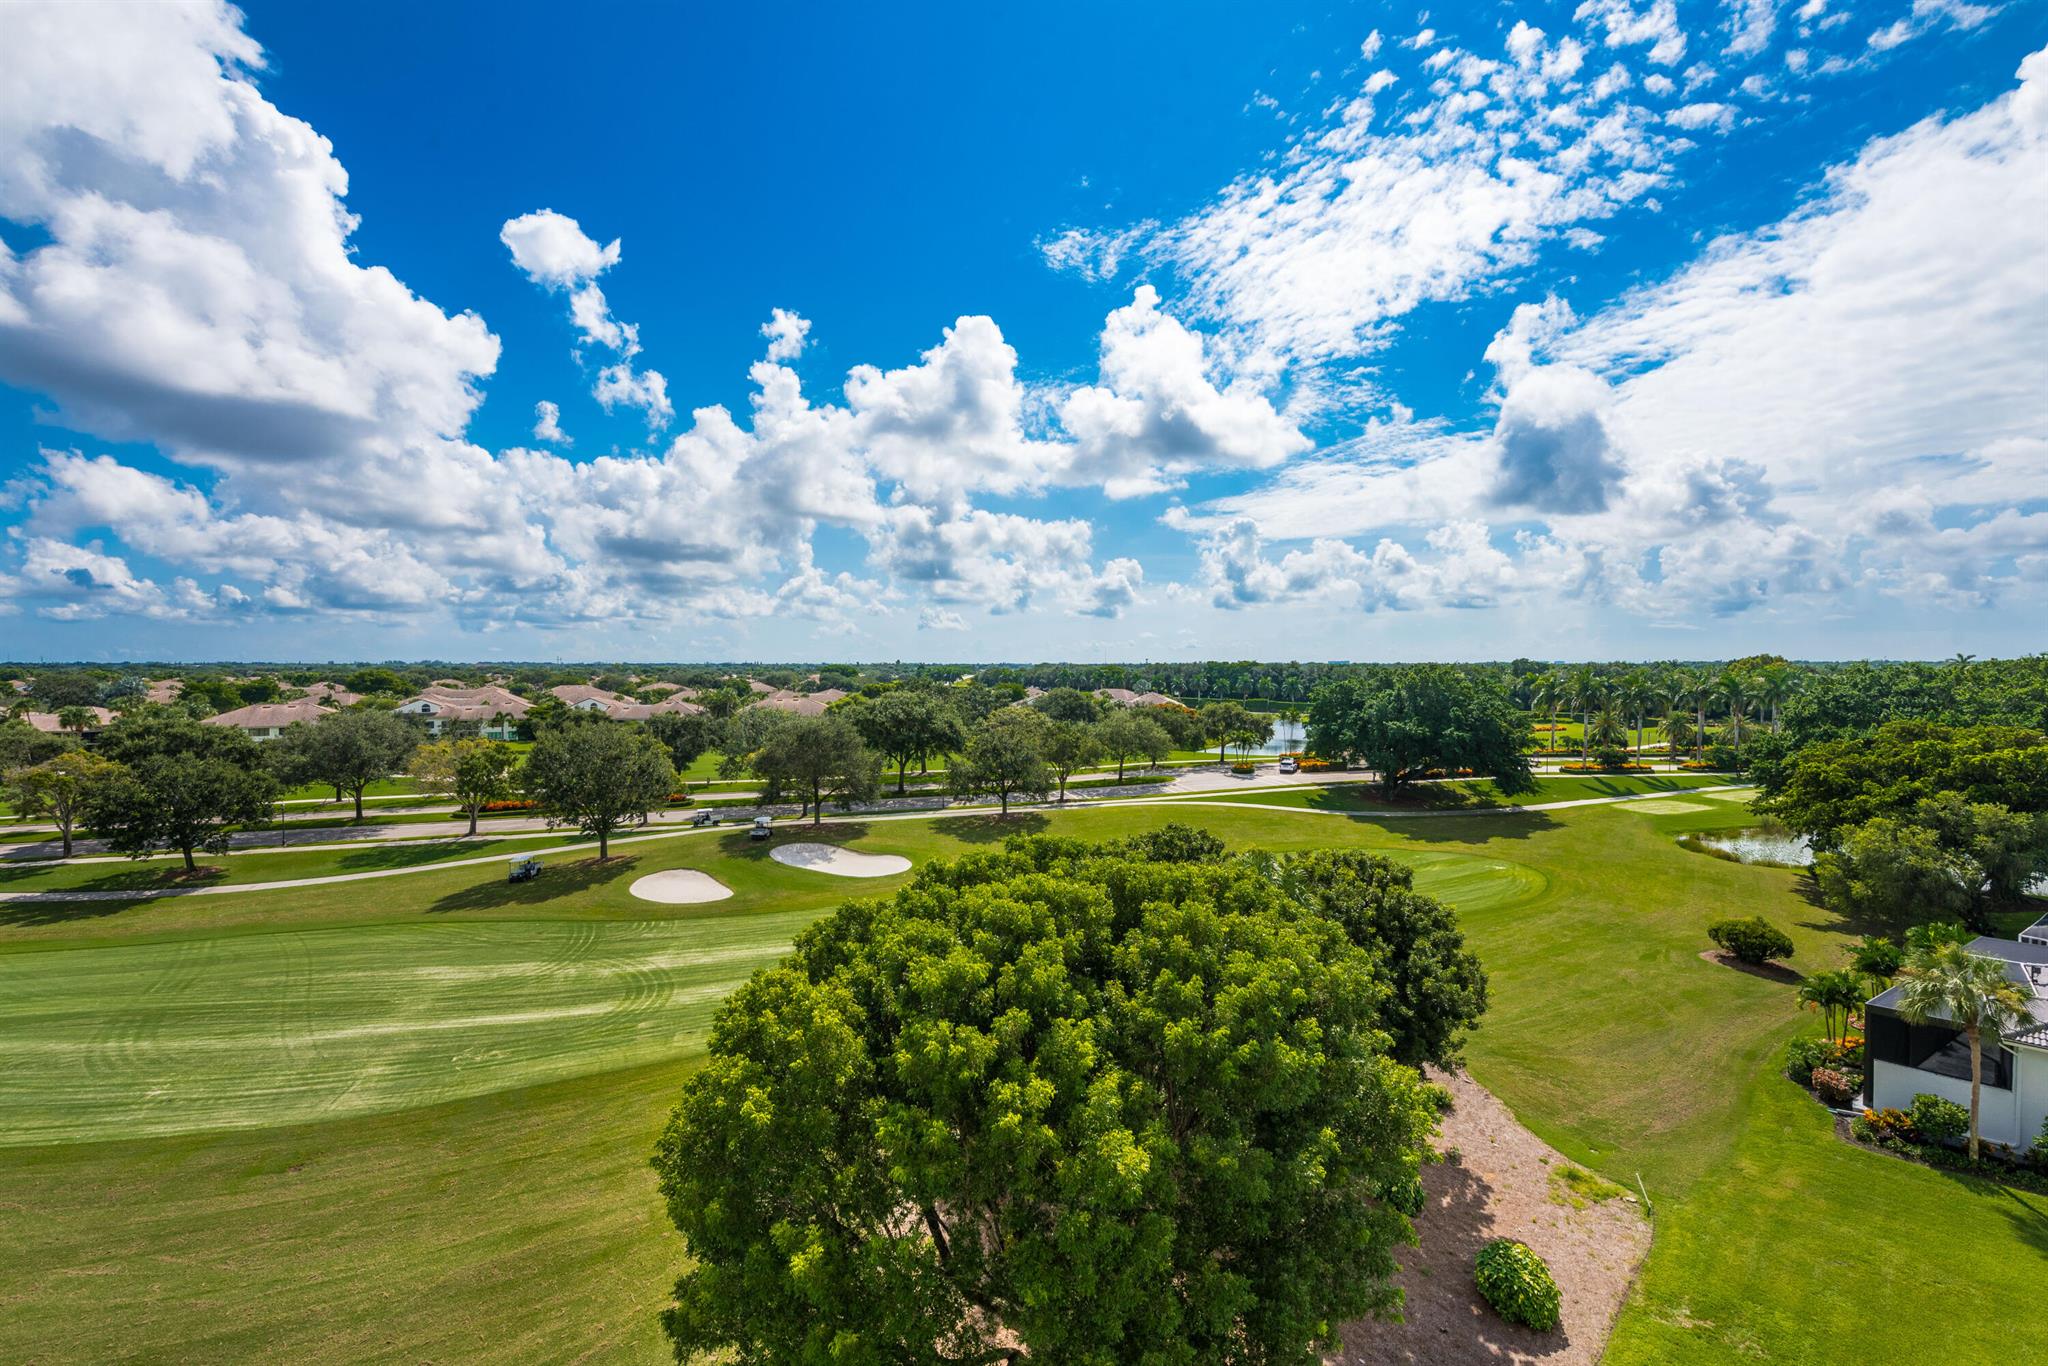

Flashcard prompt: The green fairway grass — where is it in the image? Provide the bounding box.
[2,795,2041,1364]
[0,915,810,1144]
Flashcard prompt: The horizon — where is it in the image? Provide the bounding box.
[2,2,2044,662]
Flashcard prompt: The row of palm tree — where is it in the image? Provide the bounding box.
[1526,663,1801,763]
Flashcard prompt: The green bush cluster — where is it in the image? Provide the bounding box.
[1784,1037,1862,1086]
[1473,1238,1561,1331]
[1908,1093,1969,1143]
[1708,916,1795,965]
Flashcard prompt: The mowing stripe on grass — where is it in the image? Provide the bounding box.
[0,913,814,1146]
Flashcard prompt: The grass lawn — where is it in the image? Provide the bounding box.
[1,796,2039,1363]
[1182,770,1736,813]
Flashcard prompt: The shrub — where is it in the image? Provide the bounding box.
[1474,1239,1561,1332]
[2033,1116,2048,1167]
[1703,741,1742,770]
[1708,916,1795,965]
[1591,745,1630,770]
[1785,1037,1844,1086]
[1861,1107,1918,1144]
[1909,1093,1970,1144]
[1230,762,1257,775]
[1810,1067,1858,1106]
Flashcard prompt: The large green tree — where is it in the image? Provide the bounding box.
[949,708,1052,815]
[1094,710,1172,781]
[652,833,1447,1364]
[1040,719,1102,802]
[7,750,122,857]
[409,738,520,836]
[86,715,276,872]
[523,723,676,857]
[751,715,880,824]
[1306,666,1533,799]
[645,710,724,778]
[0,717,76,773]
[848,690,966,794]
[1756,720,2048,848]
[1198,701,1268,765]
[285,708,420,819]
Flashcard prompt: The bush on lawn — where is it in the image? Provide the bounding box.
[1230,762,1257,774]
[1811,1066,1858,1106]
[1909,1093,1970,1144]
[1708,916,1795,965]
[1474,1238,1561,1331]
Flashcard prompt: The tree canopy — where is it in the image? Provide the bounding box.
[1306,666,1533,797]
[1755,720,2048,847]
[654,830,1472,1364]
[87,714,275,871]
[409,738,520,836]
[522,722,676,857]
[948,708,1052,815]
[281,708,419,818]
[7,750,121,857]
[848,690,966,794]
[751,715,880,824]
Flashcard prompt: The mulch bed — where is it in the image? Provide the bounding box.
[1332,1070,1652,1365]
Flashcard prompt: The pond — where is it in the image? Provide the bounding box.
[1254,718,1305,755]
[1685,824,1814,868]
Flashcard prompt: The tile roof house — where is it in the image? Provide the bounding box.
[24,707,117,734]
[754,688,848,717]
[300,682,362,706]
[394,685,530,739]
[201,698,335,740]
[550,684,630,711]
[1093,688,1180,708]
[1863,930,2048,1147]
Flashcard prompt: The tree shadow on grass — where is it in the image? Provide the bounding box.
[335,841,505,873]
[1699,948,1805,984]
[0,863,226,927]
[425,854,641,914]
[941,813,1050,844]
[1344,809,1560,845]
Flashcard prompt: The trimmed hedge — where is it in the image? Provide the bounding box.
[1708,916,1794,965]
[1474,1238,1561,1331]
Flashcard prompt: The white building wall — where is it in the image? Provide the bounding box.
[1871,1058,2023,1145]
[2014,1049,2048,1153]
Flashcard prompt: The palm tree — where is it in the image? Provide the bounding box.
[56,705,94,737]
[1587,700,1628,754]
[1895,942,2033,1160]
[1715,671,1752,751]
[1567,665,1601,764]
[1529,672,1562,758]
[1666,671,1707,762]
[1797,969,1866,1044]
[1617,670,1653,759]
[1753,663,1797,736]
[1659,705,1693,758]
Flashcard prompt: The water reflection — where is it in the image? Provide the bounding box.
[1689,825,1813,867]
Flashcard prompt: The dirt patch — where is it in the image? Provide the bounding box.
[1697,948,1803,984]
[1333,1069,1651,1366]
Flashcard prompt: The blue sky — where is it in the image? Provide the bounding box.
[1,0,2044,662]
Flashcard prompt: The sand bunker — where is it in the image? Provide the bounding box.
[1625,799,1713,814]
[769,843,911,878]
[628,869,734,904]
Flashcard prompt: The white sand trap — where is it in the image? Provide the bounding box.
[1704,790,1757,802]
[770,843,911,878]
[1626,799,1712,814]
[629,869,734,904]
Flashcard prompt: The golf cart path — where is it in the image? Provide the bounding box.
[0,783,1749,903]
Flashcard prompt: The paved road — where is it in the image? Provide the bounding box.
[0,783,1750,903]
